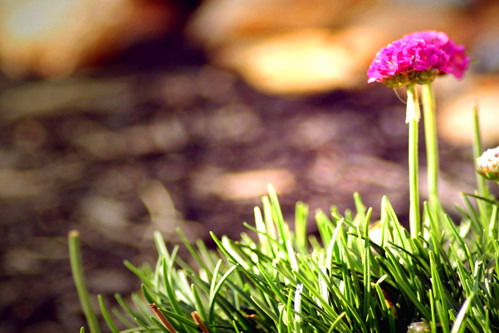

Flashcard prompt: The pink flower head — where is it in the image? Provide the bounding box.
[367,31,470,88]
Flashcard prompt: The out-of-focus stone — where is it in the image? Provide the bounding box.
[204,104,263,143]
[187,0,470,94]
[13,119,47,150]
[215,169,295,200]
[0,169,49,198]
[439,75,499,146]
[3,247,42,275]
[213,27,383,94]
[468,2,499,73]
[190,167,295,201]
[66,116,188,159]
[138,179,182,236]
[79,196,130,228]
[0,0,175,78]
[0,78,133,121]
[186,0,374,48]
[86,268,134,293]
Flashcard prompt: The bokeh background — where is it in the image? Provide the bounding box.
[1,0,498,331]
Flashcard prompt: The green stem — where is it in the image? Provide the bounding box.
[407,84,421,237]
[421,83,440,225]
[472,104,492,224]
[472,105,490,199]
[69,230,101,333]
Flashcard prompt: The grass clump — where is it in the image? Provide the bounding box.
[69,108,499,332]
[85,178,497,332]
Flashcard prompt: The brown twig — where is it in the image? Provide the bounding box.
[149,304,177,333]
[191,311,211,333]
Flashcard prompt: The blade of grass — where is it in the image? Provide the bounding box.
[208,265,238,323]
[327,312,347,333]
[177,229,212,279]
[160,248,196,333]
[407,83,421,238]
[114,293,147,326]
[363,208,373,320]
[68,231,101,333]
[295,201,309,253]
[254,206,273,256]
[110,301,135,328]
[375,254,431,319]
[98,295,119,333]
[293,284,303,333]
[267,184,288,244]
[149,304,177,333]
[191,284,208,327]
[450,294,475,333]
[430,251,449,333]
[472,104,490,201]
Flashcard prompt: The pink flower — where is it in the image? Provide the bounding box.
[367,31,470,88]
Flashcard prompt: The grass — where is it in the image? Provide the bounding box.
[69,104,499,333]
[72,181,498,332]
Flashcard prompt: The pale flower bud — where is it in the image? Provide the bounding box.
[407,320,431,333]
[477,147,499,181]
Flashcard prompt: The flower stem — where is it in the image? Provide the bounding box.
[472,104,492,223]
[69,230,101,333]
[473,103,490,199]
[407,84,420,237]
[421,83,440,225]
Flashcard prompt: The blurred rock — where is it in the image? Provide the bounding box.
[79,195,130,228]
[139,179,183,236]
[67,116,188,159]
[13,119,47,150]
[470,2,499,73]
[191,103,263,144]
[0,0,177,78]
[186,0,375,47]
[0,169,50,198]
[189,167,295,201]
[0,78,133,121]
[86,268,134,293]
[187,0,471,94]
[439,75,499,146]
[3,247,42,275]
[212,27,382,94]
[21,321,64,333]
[215,169,295,200]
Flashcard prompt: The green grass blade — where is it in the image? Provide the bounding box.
[177,229,212,279]
[68,231,101,333]
[450,294,475,333]
[295,201,309,253]
[293,284,303,333]
[98,295,119,333]
[472,104,490,201]
[208,265,238,323]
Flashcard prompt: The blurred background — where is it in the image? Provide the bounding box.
[0,0,498,331]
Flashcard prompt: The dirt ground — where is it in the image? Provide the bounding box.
[0,6,494,333]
